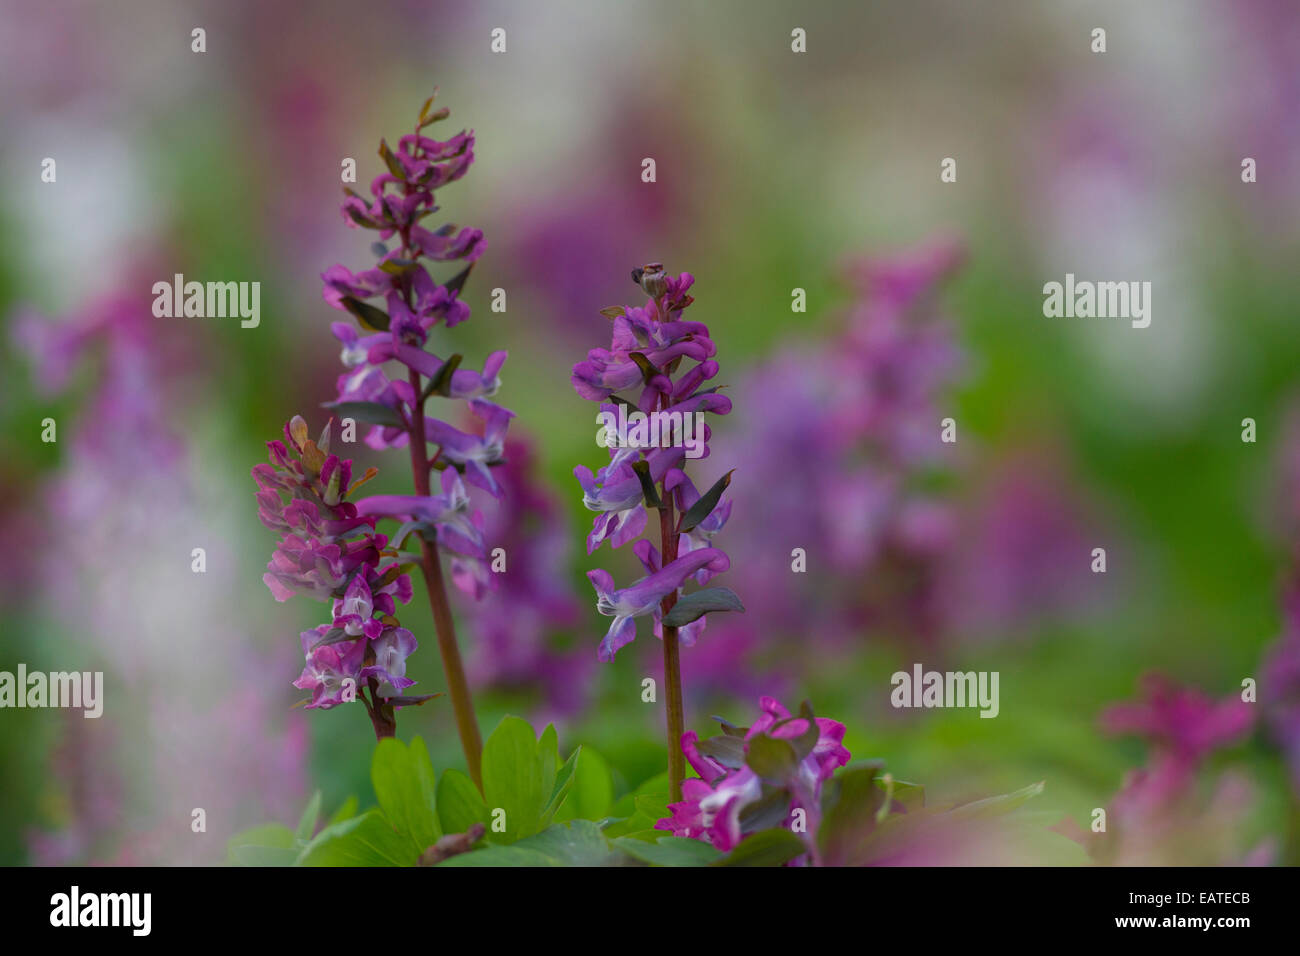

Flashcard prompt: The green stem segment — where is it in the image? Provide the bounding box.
[406,368,485,793]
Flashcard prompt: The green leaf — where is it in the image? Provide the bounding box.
[775,700,821,761]
[630,459,662,509]
[609,772,671,817]
[307,627,350,651]
[627,351,662,384]
[323,400,404,428]
[538,724,560,796]
[947,781,1045,821]
[328,796,359,827]
[745,734,798,781]
[879,776,925,812]
[388,519,435,550]
[377,257,420,276]
[418,93,448,127]
[296,810,418,867]
[480,716,545,842]
[436,768,489,836]
[613,836,723,867]
[715,828,808,867]
[711,715,748,737]
[371,736,441,854]
[227,823,296,867]
[817,765,883,866]
[419,353,463,402]
[377,138,405,179]
[340,295,391,332]
[439,822,621,868]
[554,747,614,822]
[419,106,450,128]
[738,786,795,834]
[381,693,441,707]
[440,821,622,867]
[678,469,733,533]
[692,733,746,771]
[602,793,670,840]
[661,587,745,628]
[295,791,322,843]
[436,845,560,866]
[230,844,300,867]
[515,820,622,866]
[444,262,474,297]
[540,746,581,827]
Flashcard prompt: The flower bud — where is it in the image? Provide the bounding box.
[288,415,310,451]
[323,466,342,506]
[637,262,668,300]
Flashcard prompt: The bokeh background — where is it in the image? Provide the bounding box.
[1,0,1298,865]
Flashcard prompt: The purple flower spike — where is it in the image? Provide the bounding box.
[259,93,508,752]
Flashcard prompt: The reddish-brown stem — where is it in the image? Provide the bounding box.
[659,442,686,805]
[362,682,397,740]
[406,368,485,792]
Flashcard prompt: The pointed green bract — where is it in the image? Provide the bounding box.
[295,790,323,843]
[554,746,614,822]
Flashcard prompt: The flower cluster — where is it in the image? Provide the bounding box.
[254,415,419,710]
[571,264,740,661]
[656,696,851,860]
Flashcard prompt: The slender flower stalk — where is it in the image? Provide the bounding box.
[659,496,686,801]
[572,263,742,802]
[256,94,503,790]
[403,365,484,788]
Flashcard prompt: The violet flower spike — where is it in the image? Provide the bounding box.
[569,263,742,802]
[254,94,498,781]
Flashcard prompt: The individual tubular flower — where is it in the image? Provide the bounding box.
[588,547,731,662]
[656,697,851,860]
